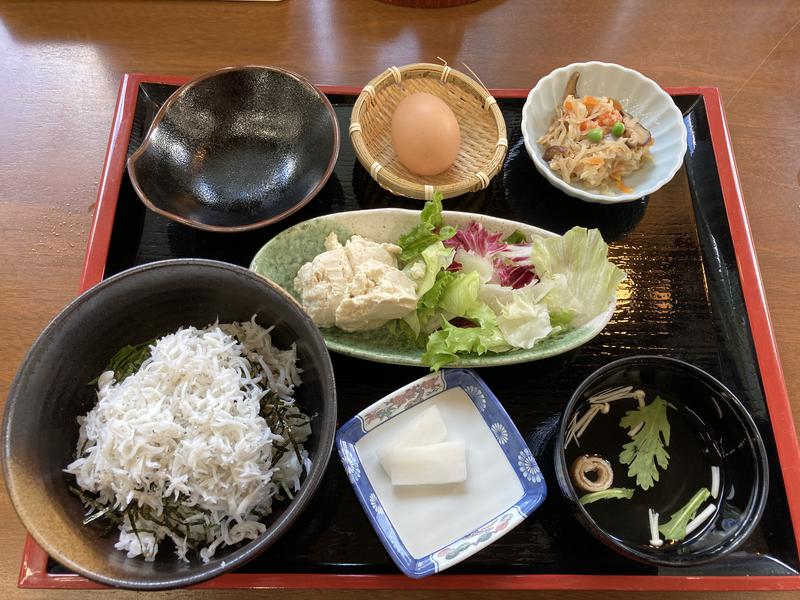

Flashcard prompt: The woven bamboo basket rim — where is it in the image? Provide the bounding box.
[349,62,508,200]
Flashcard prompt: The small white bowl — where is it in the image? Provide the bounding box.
[521,62,687,204]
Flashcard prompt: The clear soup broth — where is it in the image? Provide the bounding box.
[564,386,723,548]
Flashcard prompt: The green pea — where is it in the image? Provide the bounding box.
[586,127,603,143]
[612,121,625,137]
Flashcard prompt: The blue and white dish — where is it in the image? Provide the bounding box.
[336,369,546,578]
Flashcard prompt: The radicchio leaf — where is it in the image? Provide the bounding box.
[444,221,507,256]
[500,243,535,267]
[493,258,538,289]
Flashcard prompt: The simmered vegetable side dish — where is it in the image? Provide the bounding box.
[538,75,654,193]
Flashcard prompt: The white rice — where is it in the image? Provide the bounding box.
[65,317,311,563]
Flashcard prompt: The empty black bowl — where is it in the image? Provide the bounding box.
[555,355,768,567]
[128,66,339,232]
[2,260,336,589]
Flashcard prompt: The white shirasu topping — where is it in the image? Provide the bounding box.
[65,318,311,563]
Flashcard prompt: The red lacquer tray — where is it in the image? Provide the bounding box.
[17,73,800,591]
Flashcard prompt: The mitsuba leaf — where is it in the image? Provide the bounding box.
[579,487,635,506]
[618,396,675,490]
[658,487,711,541]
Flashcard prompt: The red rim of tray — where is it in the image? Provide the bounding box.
[16,74,800,591]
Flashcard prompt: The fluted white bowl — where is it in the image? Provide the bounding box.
[521,62,687,204]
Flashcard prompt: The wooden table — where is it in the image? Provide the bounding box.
[1,0,798,598]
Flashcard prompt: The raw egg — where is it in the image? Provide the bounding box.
[391,92,461,176]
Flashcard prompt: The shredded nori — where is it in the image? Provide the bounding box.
[259,389,307,470]
[88,339,154,385]
[73,333,309,558]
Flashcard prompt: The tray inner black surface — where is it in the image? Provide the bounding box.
[51,84,799,578]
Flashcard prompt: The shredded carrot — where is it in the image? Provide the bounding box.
[583,96,599,109]
[584,157,605,166]
[614,178,633,193]
[564,99,573,111]
[598,112,616,126]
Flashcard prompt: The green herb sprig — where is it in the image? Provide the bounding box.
[579,487,635,506]
[659,487,711,541]
[619,396,675,490]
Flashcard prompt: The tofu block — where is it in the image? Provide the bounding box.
[377,405,448,475]
[389,441,467,486]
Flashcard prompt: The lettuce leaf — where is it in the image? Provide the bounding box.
[420,194,445,229]
[421,275,511,370]
[503,230,527,244]
[397,192,456,262]
[421,305,509,370]
[405,241,455,299]
[538,273,580,326]
[438,271,481,317]
[420,269,457,309]
[387,317,422,344]
[476,283,514,312]
[402,269,457,337]
[530,227,626,327]
[454,248,494,283]
[495,281,557,349]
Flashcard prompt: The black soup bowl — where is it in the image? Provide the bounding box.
[555,355,768,567]
[2,260,336,589]
[128,65,340,232]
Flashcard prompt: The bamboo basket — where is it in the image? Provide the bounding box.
[349,63,508,200]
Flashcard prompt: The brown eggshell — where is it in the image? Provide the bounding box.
[391,92,461,176]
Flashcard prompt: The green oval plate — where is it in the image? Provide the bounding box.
[250,209,616,367]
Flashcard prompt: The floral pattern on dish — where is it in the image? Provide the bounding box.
[369,492,384,516]
[491,422,509,445]
[464,384,487,411]
[339,440,361,483]
[360,372,445,430]
[434,510,515,563]
[517,448,542,483]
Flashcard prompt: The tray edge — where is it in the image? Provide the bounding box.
[18,74,800,592]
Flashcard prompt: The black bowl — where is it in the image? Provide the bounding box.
[128,66,340,232]
[555,355,768,567]
[2,260,336,589]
